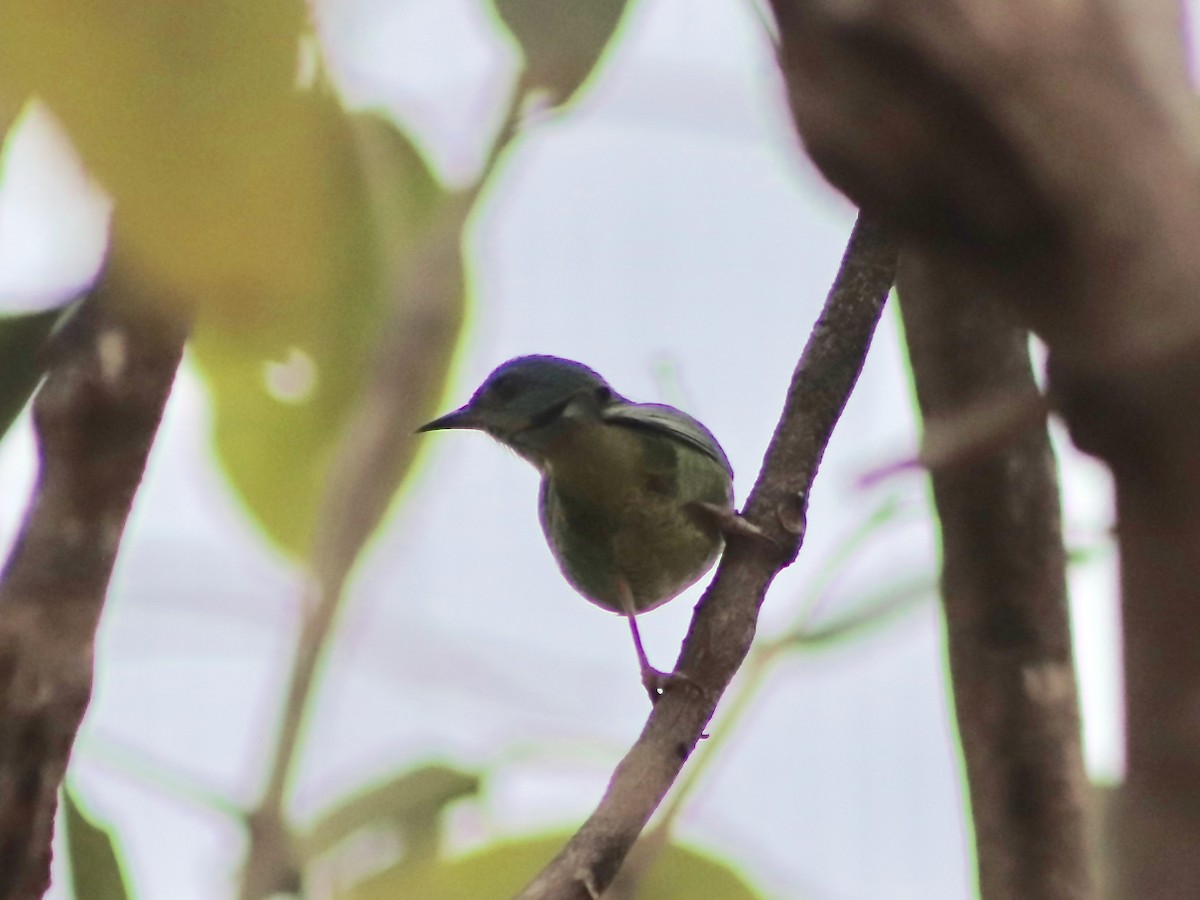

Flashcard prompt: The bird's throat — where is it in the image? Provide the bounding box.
[539,419,645,506]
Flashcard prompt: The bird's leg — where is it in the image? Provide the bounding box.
[618,578,700,704]
[689,501,776,545]
[624,612,660,697]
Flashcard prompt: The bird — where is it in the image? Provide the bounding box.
[418,354,756,703]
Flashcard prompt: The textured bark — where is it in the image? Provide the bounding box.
[899,255,1091,900]
[767,1,1200,894]
[0,274,186,898]
[517,215,898,899]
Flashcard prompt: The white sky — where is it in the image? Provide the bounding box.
[0,1,1125,898]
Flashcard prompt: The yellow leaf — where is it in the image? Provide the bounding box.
[190,109,462,558]
[341,832,764,900]
[0,0,338,316]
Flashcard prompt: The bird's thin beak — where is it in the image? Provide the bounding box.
[417,405,481,433]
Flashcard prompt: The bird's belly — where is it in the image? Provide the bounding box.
[539,478,729,615]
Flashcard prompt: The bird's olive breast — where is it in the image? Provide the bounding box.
[536,421,733,614]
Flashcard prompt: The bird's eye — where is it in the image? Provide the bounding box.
[594,386,613,403]
[488,375,518,402]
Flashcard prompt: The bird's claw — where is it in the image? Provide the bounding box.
[691,502,779,547]
[641,665,705,705]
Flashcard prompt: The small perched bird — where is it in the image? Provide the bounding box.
[419,355,748,702]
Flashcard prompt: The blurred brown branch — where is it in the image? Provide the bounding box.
[238,195,471,900]
[0,267,186,899]
[517,213,898,900]
[899,255,1091,900]
[767,0,1200,894]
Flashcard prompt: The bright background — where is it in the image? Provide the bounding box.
[0,0,1123,897]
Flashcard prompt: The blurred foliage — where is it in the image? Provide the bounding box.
[64,785,131,900]
[0,308,62,440]
[292,762,760,899]
[784,574,936,650]
[491,0,633,106]
[301,764,480,865]
[189,107,458,557]
[343,831,760,900]
[782,494,935,650]
[0,4,465,557]
[1,93,20,144]
[0,0,641,564]
[0,0,327,318]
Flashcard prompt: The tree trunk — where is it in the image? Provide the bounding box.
[768,0,1200,894]
[899,255,1092,899]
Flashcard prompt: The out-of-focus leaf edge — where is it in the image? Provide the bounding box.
[0,307,65,439]
[63,784,132,900]
[342,830,763,900]
[785,575,936,650]
[300,764,480,864]
[489,0,634,107]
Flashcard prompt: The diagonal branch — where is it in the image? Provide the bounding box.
[516,213,898,900]
[898,253,1092,900]
[0,267,187,899]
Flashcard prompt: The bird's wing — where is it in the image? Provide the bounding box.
[603,402,734,477]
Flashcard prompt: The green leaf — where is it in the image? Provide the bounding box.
[63,785,132,900]
[490,0,633,106]
[301,764,481,865]
[0,1,345,319]
[305,118,470,588]
[0,91,20,142]
[0,307,65,440]
[190,107,462,559]
[1,9,466,564]
[341,832,763,900]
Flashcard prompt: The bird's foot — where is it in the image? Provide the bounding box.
[641,665,704,705]
[690,502,778,546]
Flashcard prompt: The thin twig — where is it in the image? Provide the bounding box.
[79,733,243,820]
[237,80,530,900]
[516,213,898,899]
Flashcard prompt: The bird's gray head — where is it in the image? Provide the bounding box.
[418,356,617,449]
